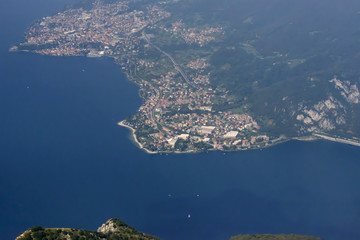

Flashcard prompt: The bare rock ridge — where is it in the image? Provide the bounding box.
[16,218,322,240]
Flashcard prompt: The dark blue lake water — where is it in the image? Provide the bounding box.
[1,1,360,240]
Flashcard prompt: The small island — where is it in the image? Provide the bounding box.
[13,0,360,153]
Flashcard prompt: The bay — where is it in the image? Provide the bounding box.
[1,1,360,240]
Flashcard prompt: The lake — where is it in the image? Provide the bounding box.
[1,1,360,240]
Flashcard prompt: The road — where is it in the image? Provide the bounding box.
[129,60,162,127]
[142,31,195,88]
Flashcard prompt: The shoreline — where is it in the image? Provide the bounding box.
[117,120,157,154]
[312,133,360,147]
[293,135,319,142]
[116,124,360,154]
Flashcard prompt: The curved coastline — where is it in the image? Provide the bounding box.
[117,120,157,154]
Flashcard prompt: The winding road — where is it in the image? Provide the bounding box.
[142,31,195,88]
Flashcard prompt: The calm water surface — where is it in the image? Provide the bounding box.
[1,1,360,240]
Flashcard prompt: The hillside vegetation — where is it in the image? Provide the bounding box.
[16,218,322,240]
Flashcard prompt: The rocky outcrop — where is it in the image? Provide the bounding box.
[296,96,345,132]
[330,77,360,104]
[97,219,119,234]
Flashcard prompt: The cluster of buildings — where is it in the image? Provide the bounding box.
[160,21,223,47]
[23,0,171,57]
[187,58,209,71]
[19,0,271,153]
[125,56,270,152]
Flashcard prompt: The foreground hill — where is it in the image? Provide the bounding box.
[16,218,160,240]
[16,218,322,240]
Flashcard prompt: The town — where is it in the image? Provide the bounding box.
[16,0,272,153]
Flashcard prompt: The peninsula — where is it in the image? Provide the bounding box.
[13,0,360,153]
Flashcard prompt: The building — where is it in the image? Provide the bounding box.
[177,134,190,140]
[198,126,216,135]
[223,131,239,139]
[167,138,178,147]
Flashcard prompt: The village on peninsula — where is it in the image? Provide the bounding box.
[12,0,360,153]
